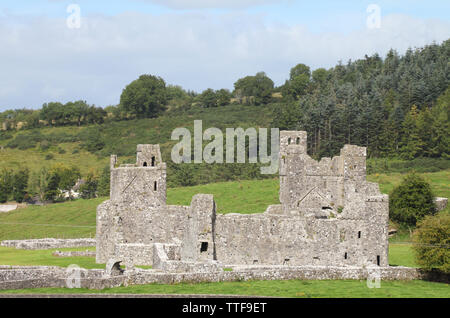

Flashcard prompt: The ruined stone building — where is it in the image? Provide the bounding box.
[96,131,389,270]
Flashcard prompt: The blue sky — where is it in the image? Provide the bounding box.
[0,0,449,110]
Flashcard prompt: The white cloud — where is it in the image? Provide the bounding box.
[139,0,288,10]
[0,12,448,110]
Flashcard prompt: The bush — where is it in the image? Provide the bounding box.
[39,140,50,151]
[45,154,54,160]
[6,132,43,150]
[413,213,450,273]
[389,172,437,226]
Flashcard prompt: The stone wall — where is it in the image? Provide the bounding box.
[1,238,96,250]
[0,265,429,291]
[96,132,389,269]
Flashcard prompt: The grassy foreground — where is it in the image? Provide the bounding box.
[0,279,448,297]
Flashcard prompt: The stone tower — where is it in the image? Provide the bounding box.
[109,144,166,208]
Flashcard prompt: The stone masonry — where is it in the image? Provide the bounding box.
[96,131,389,269]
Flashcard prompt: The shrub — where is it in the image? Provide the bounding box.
[6,132,43,150]
[413,213,450,273]
[39,140,50,151]
[389,172,437,226]
[45,154,54,160]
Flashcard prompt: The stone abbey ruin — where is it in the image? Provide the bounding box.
[1,130,431,291]
[96,130,389,270]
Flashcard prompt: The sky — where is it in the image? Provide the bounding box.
[0,0,449,111]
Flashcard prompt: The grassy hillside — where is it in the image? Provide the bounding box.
[0,104,275,177]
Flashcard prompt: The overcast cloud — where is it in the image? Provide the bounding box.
[0,10,449,110]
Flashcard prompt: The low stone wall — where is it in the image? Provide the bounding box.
[435,197,448,211]
[52,250,96,257]
[0,265,432,291]
[1,238,96,250]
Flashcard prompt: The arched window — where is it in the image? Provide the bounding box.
[151,156,156,167]
[143,162,148,167]
[154,181,157,191]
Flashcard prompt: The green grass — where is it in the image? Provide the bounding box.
[0,198,103,240]
[367,169,450,199]
[389,244,417,267]
[0,279,448,297]
[0,246,102,269]
[0,143,109,176]
[167,178,279,214]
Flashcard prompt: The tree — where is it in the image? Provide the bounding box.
[216,89,232,106]
[198,88,217,108]
[389,172,437,226]
[400,106,424,159]
[12,168,29,203]
[312,68,328,87]
[40,102,64,126]
[285,63,311,100]
[120,74,168,118]
[97,165,110,197]
[80,172,98,199]
[44,172,60,202]
[413,213,449,273]
[29,167,50,201]
[233,72,274,105]
[43,164,80,202]
[0,169,13,203]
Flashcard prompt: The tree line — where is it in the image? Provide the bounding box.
[273,40,449,159]
[0,164,110,204]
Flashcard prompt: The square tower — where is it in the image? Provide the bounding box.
[109,145,166,208]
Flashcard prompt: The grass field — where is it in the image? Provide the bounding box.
[0,279,448,297]
[0,246,101,269]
